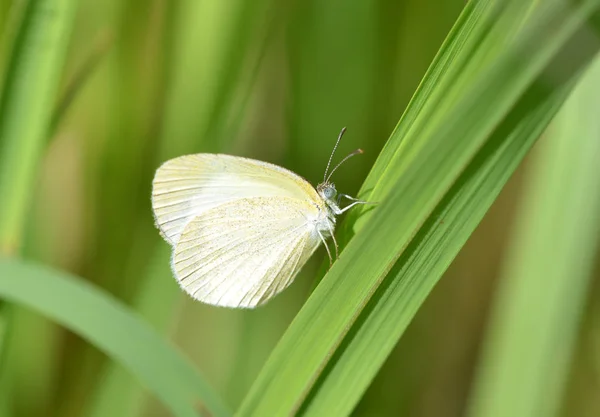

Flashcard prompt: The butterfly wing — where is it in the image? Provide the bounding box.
[152,154,320,246]
[172,196,322,308]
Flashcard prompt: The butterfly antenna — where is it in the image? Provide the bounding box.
[325,148,363,183]
[323,127,347,182]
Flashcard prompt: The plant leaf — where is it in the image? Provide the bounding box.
[0,259,231,417]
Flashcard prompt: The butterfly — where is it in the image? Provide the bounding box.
[151,128,371,308]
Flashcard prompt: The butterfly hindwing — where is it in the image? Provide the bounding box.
[172,196,322,308]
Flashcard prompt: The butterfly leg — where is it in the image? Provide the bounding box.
[326,221,339,260]
[338,193,369,204]
[317,230,333,267]
[337,194,375,214]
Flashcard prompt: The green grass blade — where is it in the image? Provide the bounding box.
[237,1,600,415]
[300,46,585,417]
[0,0,78,254]
[0,259,231,417]
[466,56,600,417]
[358,0,524,189]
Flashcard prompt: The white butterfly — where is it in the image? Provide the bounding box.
[151,128,370,308]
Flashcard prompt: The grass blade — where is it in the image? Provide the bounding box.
[0,0,78,254]
[300,44,585,417]
[237,1,600,415]
[466,55,600,417]
[0,259,231,417]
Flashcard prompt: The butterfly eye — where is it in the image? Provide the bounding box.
[324,186,336,199]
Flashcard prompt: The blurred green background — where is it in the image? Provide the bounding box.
[0,1,599,417]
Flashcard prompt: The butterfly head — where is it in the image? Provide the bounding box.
[316,181,342,216]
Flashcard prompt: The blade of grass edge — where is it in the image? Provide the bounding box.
[466,53,600,417]
[237,1,600,416]
[0,260,231,417]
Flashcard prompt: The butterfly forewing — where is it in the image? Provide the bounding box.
[172,196,321,308]
[152,154,320,246]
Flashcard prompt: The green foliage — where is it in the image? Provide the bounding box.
[0,0,77,254]
[467,54,600,417]
[237,1,600,415]
[0,1,599,417]
[0,260,230,417]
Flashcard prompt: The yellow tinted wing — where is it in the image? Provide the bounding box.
[152,154,320,246]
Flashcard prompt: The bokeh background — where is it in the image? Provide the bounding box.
[0,1,599,417]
